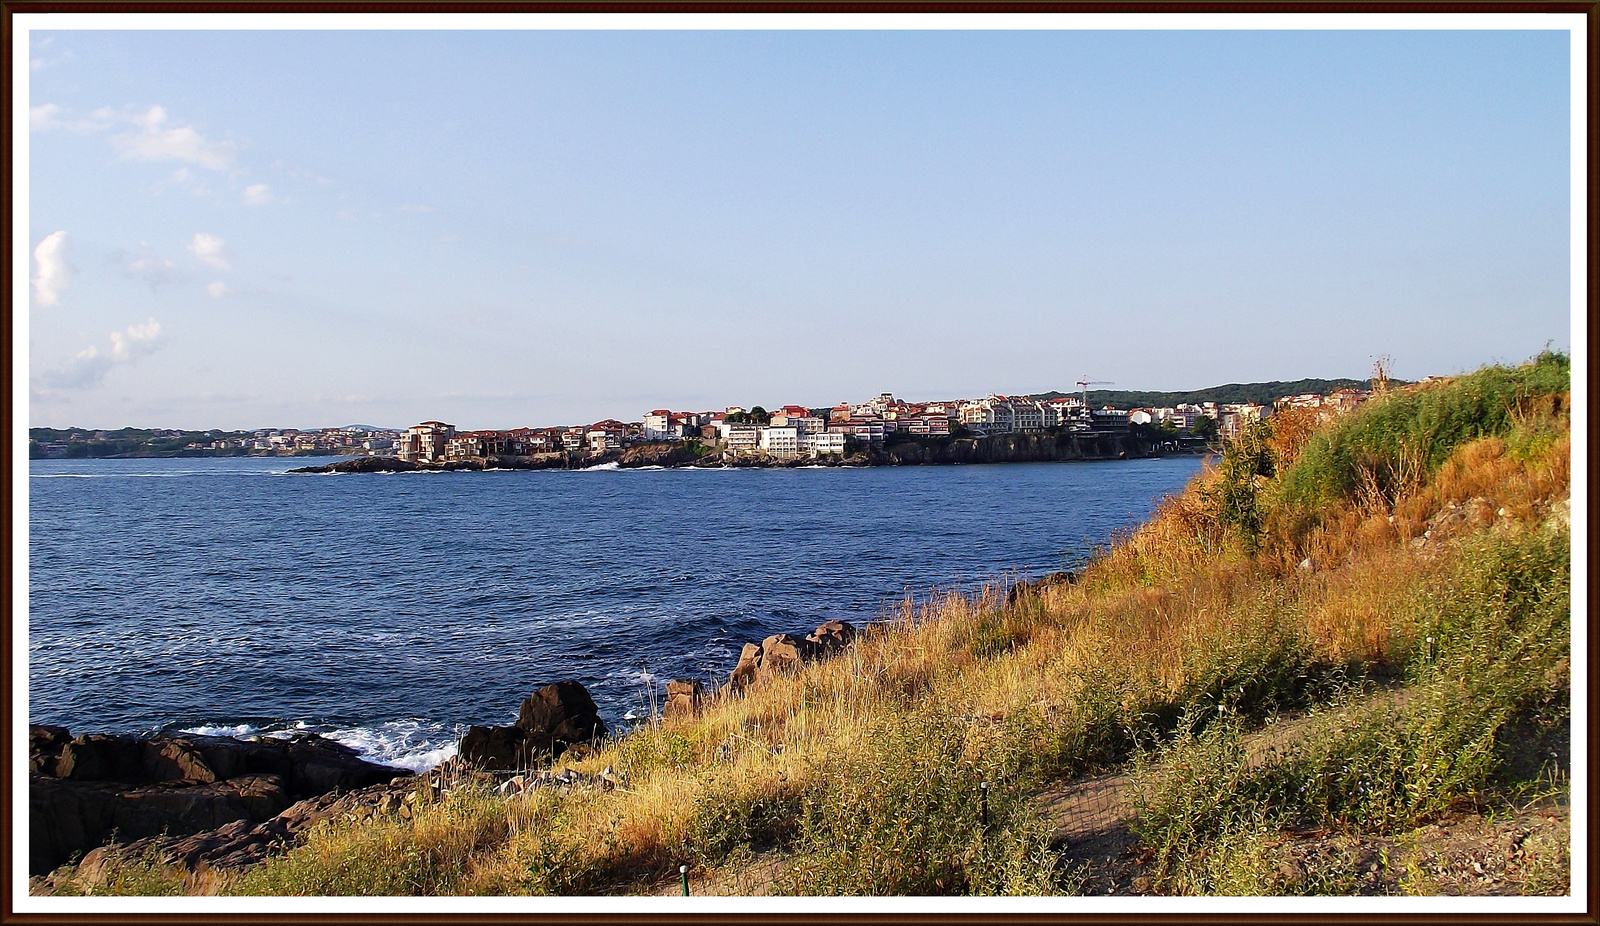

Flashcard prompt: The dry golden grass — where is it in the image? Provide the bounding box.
[66,361,1550,897]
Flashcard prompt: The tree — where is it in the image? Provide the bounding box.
[1191,414,1220,442]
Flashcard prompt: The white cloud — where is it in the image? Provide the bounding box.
[398,204,436,214]
[188,233,230,270]
[112,106,237,171]
[35,318,163,391]
[206,281,230,298]
[30,103,114,135]
[29,103,60,130]
[32,231,72,306]
[121,247,180,291]
[242,183,272,206]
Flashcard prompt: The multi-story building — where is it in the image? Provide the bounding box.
[725,425,761,455]
[802,431,847,456]
[759,426,800,459]
[587,419,628,452]
[397,421,456,463]
[960,395,1051,432]
[642,410,676,440]
[830,419,888,442]
[1089,408,1131,433]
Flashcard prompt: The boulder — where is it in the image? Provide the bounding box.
[57,734,145,782]
[805,619,857,652]
[142,739,216,783]
[71,776,416,885]
[663,679,703,719]
[28,725,71,776]
[29,773,290,876]
[516,681,608,754]
[457,724,532,771]
[726,642,763,692]
[756,633,821,680]
[458,681,608,771]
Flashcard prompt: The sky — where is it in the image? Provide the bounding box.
[22,22,1576,431]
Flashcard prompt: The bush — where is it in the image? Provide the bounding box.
[1130,526,1571,889]
[1277,353,1568,515]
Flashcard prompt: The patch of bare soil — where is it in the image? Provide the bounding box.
[647,849,790,897]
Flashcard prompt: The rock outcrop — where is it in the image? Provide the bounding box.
[722,620,860,695]
[68,777,420,887]
[456,680,609,771]
[28,727,407,875]
[663,679,704,718]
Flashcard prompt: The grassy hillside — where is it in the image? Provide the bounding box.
[60,353,1570,897]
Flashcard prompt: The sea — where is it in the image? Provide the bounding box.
[26,455,1204,772]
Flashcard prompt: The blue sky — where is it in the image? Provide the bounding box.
[25,25,1574,430]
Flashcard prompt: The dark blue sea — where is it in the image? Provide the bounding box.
[27,455,1203,770]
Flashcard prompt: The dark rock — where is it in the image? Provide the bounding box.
[805,619,857,652]
[457,681,609,771]
[287,456,417,474]
[27,729,407,875]
[516,681,608,754]
[30,773,290,876]
[29,725,71,776]
[72,777,418,885]
[142,739,216,783]
[57,734,144,781]
[457,724,533,771]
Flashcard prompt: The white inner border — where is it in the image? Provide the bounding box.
[12,10,1589,917]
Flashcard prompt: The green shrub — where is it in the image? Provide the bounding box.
[1131,526,1571,888]
[1277,352,1568,514]
[776,709,1061,895]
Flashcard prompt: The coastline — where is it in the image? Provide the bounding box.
[288,432,1204,475]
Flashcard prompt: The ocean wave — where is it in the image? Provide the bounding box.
[178,718,461,773]
[580,462,621,471]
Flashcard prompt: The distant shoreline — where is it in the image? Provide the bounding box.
[287,432,1206,474]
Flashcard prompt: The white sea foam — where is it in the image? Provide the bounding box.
[183,722,262,738]
[178,718,462,773]
[581,462,621,471]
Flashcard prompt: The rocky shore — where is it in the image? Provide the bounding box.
[290,432,1171,474]
[27,727,408,876]
[31,615,872,887]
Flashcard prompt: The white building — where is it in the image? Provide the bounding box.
[642,410,675,441]
[759,426,800,459]
[802,431,847,456]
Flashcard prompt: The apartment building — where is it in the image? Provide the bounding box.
[759,426,800,459]
[397,421,456,463]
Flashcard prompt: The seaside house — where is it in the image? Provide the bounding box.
[587,420,628,452]
[396,421,457,463]
[725,425,762,455]
[641,410,676,441]
[800,430,846,457]
[759,426,801,459]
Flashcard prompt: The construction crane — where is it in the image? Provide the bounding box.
[1076,377,1114,409]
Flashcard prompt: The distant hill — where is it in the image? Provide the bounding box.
[1031,378,1391,409]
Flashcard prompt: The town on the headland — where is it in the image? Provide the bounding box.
[28,379,1381,463]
